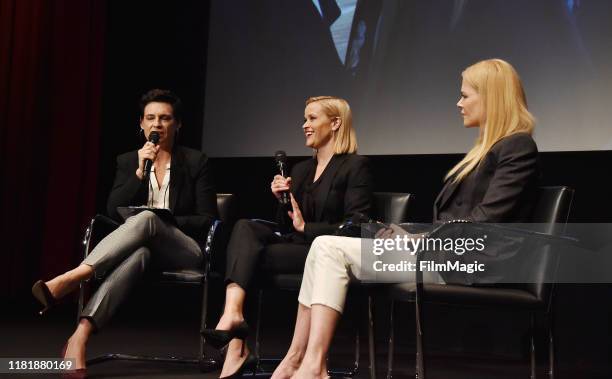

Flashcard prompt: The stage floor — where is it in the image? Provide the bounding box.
[1,288,609,379]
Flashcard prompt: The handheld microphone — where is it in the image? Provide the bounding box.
[144,131,160,175]
[274,150,290,205]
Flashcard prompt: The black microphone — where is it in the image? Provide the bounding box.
[274,150,290,205]
[144,131,160,176]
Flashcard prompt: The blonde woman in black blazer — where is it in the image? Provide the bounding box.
[203,96,373,379]
[272,59,540,379]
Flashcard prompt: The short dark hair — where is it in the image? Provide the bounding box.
[139,89,183,123]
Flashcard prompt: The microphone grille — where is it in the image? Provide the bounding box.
[274,150,287,162]
[149,131,160,144]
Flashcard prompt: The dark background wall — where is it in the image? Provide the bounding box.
[2,0,610,375]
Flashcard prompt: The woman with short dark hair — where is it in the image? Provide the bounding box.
[32,89,217,371]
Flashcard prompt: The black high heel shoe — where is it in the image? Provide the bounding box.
[32,280,58,315]
[201,320,249,350]
[220,348,257,379]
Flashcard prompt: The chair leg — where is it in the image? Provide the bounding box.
[76,281,85,324]
[84,279,211,369]
[547,314,554,379]
[530,313,536,379]
[386,300,394,379]
[77,225,91,324]
[331,294,359,377]
[255,289,264,364]
[353,326,361,377]
[415,299,425,379]
[198,275,219,372]
[368,295,377,379]
[200,276,208,354]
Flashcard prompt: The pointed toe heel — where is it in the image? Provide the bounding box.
[31,280,57,315]
[220,353,257,379]
[201,320,250,350]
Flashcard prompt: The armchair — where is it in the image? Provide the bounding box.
[78,193,237,372]
[385,186,575,379]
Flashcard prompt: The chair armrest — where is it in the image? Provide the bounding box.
[204,219,222,273]
[204,218,239,275]
[251,218,280,231]
[82,214,121,259]
[414,220,578,285]
[426,220,578,245]
[397,222,437,235]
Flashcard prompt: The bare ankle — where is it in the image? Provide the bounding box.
[71,265,93,282]
[285,350,304,365]
[217,312,244,329]
[300,356,326,377]
[71,319,93,343]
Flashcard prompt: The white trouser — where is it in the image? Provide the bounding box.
[298,235,443,314]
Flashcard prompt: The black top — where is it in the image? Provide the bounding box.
[301,157,333,222]
[106,146,217,243]
[276,153,373,243]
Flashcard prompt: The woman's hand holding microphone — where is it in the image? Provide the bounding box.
[270,174,291,200]
[135,141,160,180]
[270,175,305,233]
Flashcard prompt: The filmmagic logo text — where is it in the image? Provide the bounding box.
[373,259,485,274]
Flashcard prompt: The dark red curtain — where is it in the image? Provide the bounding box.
[0,0,106,297]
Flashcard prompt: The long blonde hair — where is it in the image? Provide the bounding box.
[446,59,535,182]
[306,96,358,154]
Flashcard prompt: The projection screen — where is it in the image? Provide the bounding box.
[203,0,612,157]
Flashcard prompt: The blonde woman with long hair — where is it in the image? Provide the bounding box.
[272,59,540,379]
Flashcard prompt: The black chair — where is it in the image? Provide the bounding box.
[385,186,575,379]
[253,192,413,378]
[78,193,237,372]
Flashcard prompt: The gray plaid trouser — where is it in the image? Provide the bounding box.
[80,210,202,329]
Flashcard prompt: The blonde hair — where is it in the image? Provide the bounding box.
[306,96,358,154]
[446,59,535,182]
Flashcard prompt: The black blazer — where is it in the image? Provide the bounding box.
[277,153,373,243]
[433,133,540,224]
[430,133,540,284]
[106,146,217,242]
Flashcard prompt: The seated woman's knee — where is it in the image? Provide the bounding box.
[233,219,253,231]
[231,218,262,239]
[129,210,161,237]
[309,236,338,259]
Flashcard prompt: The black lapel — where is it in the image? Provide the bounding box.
[169,146,185,212]
[314,154,347,221]
[434,175,461,213]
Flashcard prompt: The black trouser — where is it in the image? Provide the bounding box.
[225,219,310,289]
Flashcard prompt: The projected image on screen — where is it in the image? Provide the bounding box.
[204,0,612,156]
